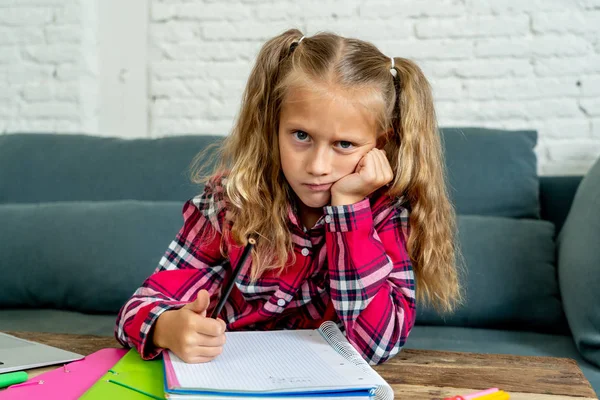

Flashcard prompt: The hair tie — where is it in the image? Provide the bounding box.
[390,57,397,78]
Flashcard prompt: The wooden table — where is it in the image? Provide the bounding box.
[4,331,598,400]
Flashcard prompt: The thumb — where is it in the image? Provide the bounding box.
[183,289,210,317]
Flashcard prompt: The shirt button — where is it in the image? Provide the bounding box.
[301,248,309,256]
[277,298,286,307]
[325,215,332,223]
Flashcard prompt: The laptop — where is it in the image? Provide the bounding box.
[0,332,83,373]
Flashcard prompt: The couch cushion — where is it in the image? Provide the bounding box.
[558,156,600,368]
[406,326,600,396]
[0,201,183,313]
[441,128,539,218]
[0,133,223,203]
[416,215,566,333]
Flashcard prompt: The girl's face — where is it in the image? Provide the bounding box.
[278,85,380,228]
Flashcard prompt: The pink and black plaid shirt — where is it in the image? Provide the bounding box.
[115,176,416,365]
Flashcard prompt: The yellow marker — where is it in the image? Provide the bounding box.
[475,390,510,400]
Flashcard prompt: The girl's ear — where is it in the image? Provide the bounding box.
[376,129,393,149]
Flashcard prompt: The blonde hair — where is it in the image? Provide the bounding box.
[192,29,462,313]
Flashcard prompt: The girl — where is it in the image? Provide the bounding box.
[116,29,461,366]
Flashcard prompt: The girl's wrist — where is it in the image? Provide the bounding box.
[153,310,174,349]
[330,194,365,206]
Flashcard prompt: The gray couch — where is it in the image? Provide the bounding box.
[0,129,598,396]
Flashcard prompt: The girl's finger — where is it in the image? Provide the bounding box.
[193,332,227,347]
[375,149,393,183]
[191,345,223,358]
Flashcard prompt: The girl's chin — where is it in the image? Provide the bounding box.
[298,194,331,209]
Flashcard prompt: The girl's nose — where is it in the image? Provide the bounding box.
[306,147,332,176]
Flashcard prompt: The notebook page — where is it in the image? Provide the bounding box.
[167,329,377,394]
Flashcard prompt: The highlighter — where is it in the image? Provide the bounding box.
[0,371,28,389]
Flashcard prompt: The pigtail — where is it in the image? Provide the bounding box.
[388,58,462,313]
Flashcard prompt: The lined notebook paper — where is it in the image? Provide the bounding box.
[163,321,393,399]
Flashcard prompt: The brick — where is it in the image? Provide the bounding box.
[152,99,210,117]
[152,61,208,79]
[151,118,232,136]
[54,3,81,24]
[45,25,81,44]
[0,7,53,25]
[535,55,600,76]
[22,83,79,101]
[207,97,240,118]
[5,119,58,132]
[541,119,591,138]
[546,140,600,162]
[204,62,251,80]
[475,36,590,58]
[152,80,194,98]
[443,59,533,78]
[299,1,358,18]
[360,0,465,18]
[150,21,200,43]
[465,0,568,14]
[158,41,258,61]
[533,12,600,34]
[256,3,301,20]
[0,85,18,100]
[377,39,472,60]
[55,63,82,81]
[0,27,45,44]
[54,119,81,132]
[21,102,77,118]
[578,0,600,7]
[6,64,54,84]
[580,98,600,116]
[187,79,221,99]
[581,76,600,96]
[592,118,600,138]
[464,77,580,100]
[0,103,17,117]
[415,15,529,39]
[152,3,251,21]
[202,21,291,40]
[539,159,596,176]
[430,78,463,100]
[0,46,20,63]
[306,20,413,41]
[24,45,79,63]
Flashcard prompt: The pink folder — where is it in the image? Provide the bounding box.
[0,347,128,400]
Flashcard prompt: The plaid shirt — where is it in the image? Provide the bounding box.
[115,176,416,365]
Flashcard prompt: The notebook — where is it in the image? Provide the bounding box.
[79,348,165,399]
[162,321,394,400]
[1,347,128,400]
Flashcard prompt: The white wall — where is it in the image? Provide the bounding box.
[1,0,599,175]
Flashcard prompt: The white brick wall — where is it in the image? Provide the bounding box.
[0,0,95,134]
[2,0,600,175]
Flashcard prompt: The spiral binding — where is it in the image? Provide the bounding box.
[318,321,394,400]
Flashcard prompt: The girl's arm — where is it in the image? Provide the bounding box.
[115,179,229,360]
[324,194,416,365]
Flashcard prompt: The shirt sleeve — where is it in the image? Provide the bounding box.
[115,177,229,360]
[323,194,416,365]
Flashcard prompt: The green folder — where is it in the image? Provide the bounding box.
[80,348,165,399]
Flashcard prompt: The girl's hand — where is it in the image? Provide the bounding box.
[330,148,393,206]
[152,289,227,363]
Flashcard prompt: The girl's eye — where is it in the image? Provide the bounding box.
[293,131,309,141]
[337,141,354,149]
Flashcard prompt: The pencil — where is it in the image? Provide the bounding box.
[210,237,256,319]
